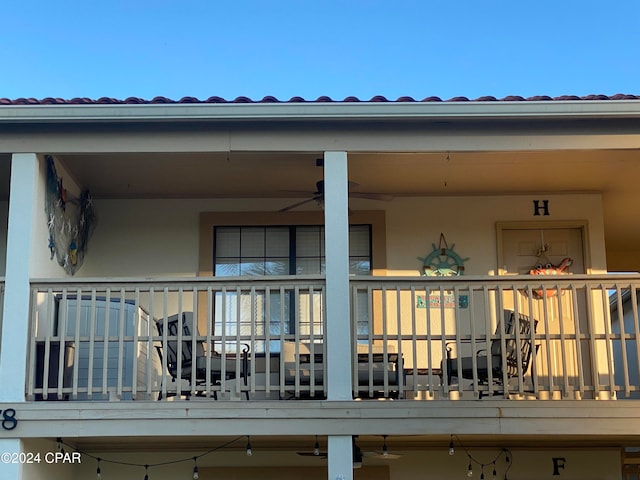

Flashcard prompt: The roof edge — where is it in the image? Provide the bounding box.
[1,99,640,123]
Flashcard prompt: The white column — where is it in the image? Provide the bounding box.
[0,439,23,479]
[328,435,353,480]
[323,151,352,401]
[0,153,39,401]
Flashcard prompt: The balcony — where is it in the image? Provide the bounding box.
[27,274,640,402]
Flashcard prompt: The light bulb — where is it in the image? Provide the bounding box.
[448,439,455,456]
[246,437,252,457]
[314,437,320,456]
[467,462,473,477]
[96,459,102,479]
[382,436,388,457]
[193,458,200,480]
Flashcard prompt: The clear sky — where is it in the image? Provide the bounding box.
[1,0,638,101]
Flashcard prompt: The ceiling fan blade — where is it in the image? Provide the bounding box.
[278,197,319,212]
[362,451,402,459]
[349,192,394,201]
[296,451,328,458]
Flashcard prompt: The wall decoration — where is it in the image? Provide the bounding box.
[418,233,469,276]
[528,238,573,299]
[45,155,96,275]
[416,293,469,309]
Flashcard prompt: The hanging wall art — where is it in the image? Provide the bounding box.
[418,233,469,276]
[528,234,573,299]
[45,155,96,275]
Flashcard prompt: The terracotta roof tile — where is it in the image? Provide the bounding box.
[0,94,638,106]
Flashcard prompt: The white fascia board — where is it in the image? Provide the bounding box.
[0,100,640,123]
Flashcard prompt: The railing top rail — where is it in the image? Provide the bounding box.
[30,275,326,289]
[350,273,640,285]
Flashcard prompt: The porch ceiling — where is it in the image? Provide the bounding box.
[52,149,640,263]
[52,150,639,201]
[2,149,639,267]
[61,433,639,456]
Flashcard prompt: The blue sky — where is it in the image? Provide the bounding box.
[1,0,638,101]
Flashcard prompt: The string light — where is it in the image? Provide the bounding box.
[56,436,245,480]
[448,435,512,480]
[246,436,253,457]
[314,436,320,456]
[382,435,389,457]
[192,457,199,480]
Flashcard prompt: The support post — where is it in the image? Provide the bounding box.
[328,435,353,480]
[0,153,39,401]
[323,151,352,401]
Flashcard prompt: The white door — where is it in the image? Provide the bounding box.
[501,227,584,276]
[500,226,590,398]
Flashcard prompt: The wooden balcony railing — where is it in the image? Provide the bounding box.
[28,277,326,401]
[26,274,640,402]
[351,274,640,400]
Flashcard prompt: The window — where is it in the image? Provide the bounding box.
[213,225,372,352]
[214,225,371,276]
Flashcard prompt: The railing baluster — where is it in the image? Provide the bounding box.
[57,288,69,400]
[102,288,111,397]
[264,286,273,396]
[249,286,256,396]
[132,287,141,399]
[570,284,585,397]
[601,285,616,396]
[631,287,640,393]
[409,286,418,399]
[72,287,82,400]
[425,285,434,397]
[205,286,213,397]
[116,288,126,399]
[585,284,600,396]
[87,289,97,399]
[554,283,569,398]
[615,284,631,397]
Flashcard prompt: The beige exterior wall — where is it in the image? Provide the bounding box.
[384,194,606,276]
[26,446,621,480]
[76,193,606,278]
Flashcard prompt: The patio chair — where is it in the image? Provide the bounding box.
[442,310,538,398]
[155,312,249,399]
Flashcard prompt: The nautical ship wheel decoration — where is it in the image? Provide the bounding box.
[419,233,469,276]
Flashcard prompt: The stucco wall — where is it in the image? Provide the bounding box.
[77,193,606,278]
[29,446,622,480]
[384,193,606,275]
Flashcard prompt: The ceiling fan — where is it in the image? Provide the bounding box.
[295,436,401,465]
[279,179,393,213]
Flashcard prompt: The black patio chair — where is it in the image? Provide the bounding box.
[155,312,249,400]
[441,310,538,398]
